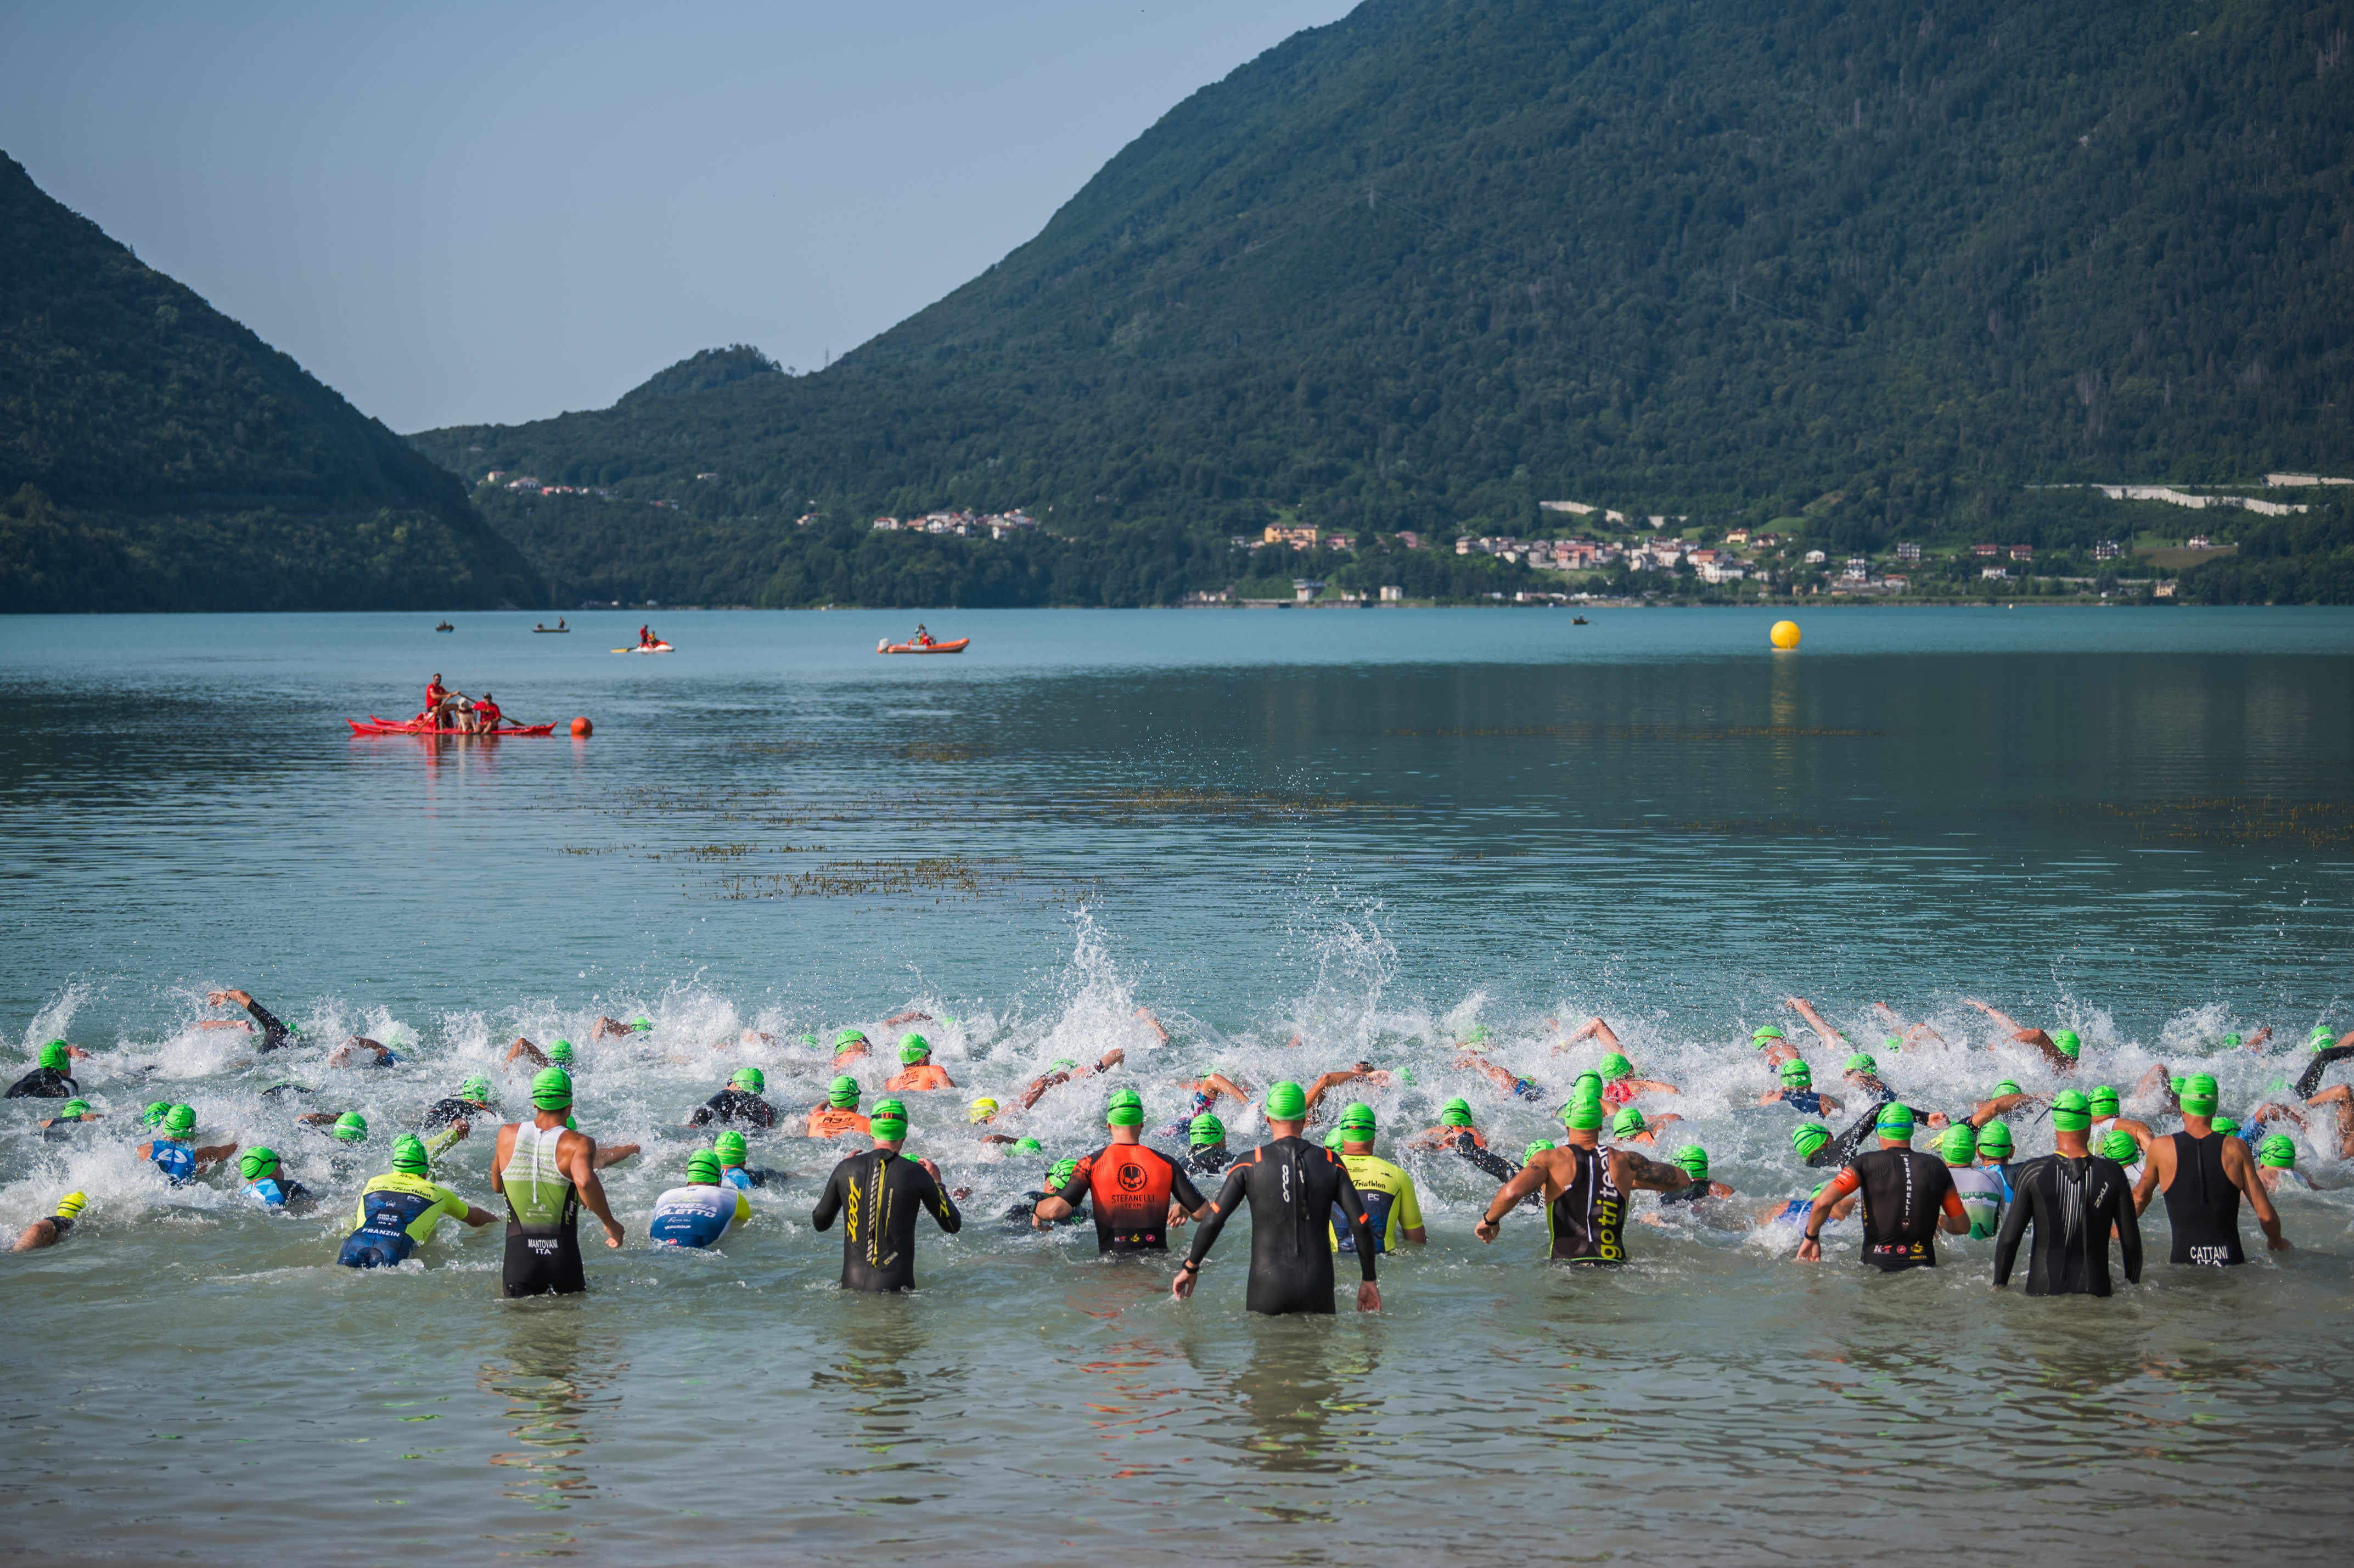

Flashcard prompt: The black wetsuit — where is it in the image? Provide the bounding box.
[1184,1137,1377,1315]
[811,1149,962,1292]
[419,1097,488,1130]
[1992,1153,2142,1296]
[243,999,294,1051]
[260,1082,312,1100]
[1846,1147,1958,1271]
[1810,1099,1894,1169]
[1185,1144,1234,1177]
[1450,1131,1518,1183]
[1546,1145,1628,1263]
[4,1067,77,1099]
[2160,1131,2246,1267]
[2295,1044,2354,1099]
[1005,1191,1086,1227]
[688,1089,777,1128]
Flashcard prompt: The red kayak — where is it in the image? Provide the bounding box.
[878,638,969,655]
[348,714,558,737]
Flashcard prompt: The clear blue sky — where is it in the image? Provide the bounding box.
[0,1,1356,432]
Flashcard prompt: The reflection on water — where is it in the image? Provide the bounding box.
[482,1311,622,1536]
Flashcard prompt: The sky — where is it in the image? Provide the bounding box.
[0,1,1358,433]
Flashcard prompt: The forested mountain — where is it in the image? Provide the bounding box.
[0,155,541,611]
[413,0,2354,605]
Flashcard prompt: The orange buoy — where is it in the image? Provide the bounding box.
[570,716,593,737]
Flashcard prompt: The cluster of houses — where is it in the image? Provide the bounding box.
[1454,531,1782,584]
[868,510,1040,539]
[485,472,610,499]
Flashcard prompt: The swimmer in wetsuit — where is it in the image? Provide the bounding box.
[2294,1026,2354,1099]
[1032,1089,1209,1250]
[648,1151,755,1249]
[688,1066,777,1128]
[1175,1081,1379,1314]
[490,1069,626,1297]
[202,990,296,1050]
[810,1099,962,1291]
[2130,1074,2288,1266]
[5,1039,88,1099]
[11,1192,87,1252]
[1474,1089,1693,1262]
[711,1129,788,1190]
[239,1147,316,1211]
[138,1104,237,1185]
[339,1136,496,1268]
[37,1098,102,1133]
[1992,1094,2142,1296]
[883,1033,956,1093]
[1795,1105,1968,1269]
[420,1076,499,1134]
[1406,1097,1520,1182]
[1183,1113,1233,1174]
[1007,1159,1087,1227]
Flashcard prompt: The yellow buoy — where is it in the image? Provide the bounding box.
[1769,620,1801,650]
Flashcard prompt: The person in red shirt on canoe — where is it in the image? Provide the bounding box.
[424,673,453,727]
[470,692,504,734]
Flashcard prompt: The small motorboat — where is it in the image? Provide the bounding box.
[532,621,570,633]
[434,621,455,632]
[878,638,969,655]
[1572,615,1589,625]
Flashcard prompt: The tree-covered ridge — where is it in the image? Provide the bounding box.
[617,345,784,407]
[412,0,2354,605]
[0,153,542,610]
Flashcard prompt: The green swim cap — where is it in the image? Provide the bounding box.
[1463,1024,1490,1046]
[2049,1090,2091,1132]
[730,1066,766,1094]
[1875,1103,1915,1140]
[532,1067,574,1110]
[2053,1029,2081,1058]
[59,1098,91,1118]
[1977,1121,2014,1158]
[1439,1097,1474,1127]
[1792,1122,1830,1159]
[632,1016,651,1032]
[1671,1144,1709,1181]
[827,1075,860,1109]
[1561,1098,1604,1132]
[2097,1130,2138,1163]
[459,1075,493,1104]
[239,1147,280,1181]
[871,1098,907,1124]
[548,1040,574,1064]
[1571,1071,1602,1100]
[1524,1139,1556,1160]
[1105,1088,1145,1127]
[1048,1058,1078,1073]
[1844,1053,1877,1076]
[686,1150,721,1184]
[1338,1102,1377,1138]
[2170,1075,2188,1095]
[2178,1073,2218,1116]
[1781,1060,1812,1087]
[1264,1081,1308,1121]
[2221,1032,2242,1050]
[1993,1080,2020,1098]
[1013,1137,1042,1154]
[2209,1115,2238,1134]
[390,1133,429,1173]
[143,1101,170,1128]
[897,1033,929,1065]
[333,1111,369,1142]
[2089,1085,2120,1117]
[967,1097,999,1123]
[1939,1125,1977,1164]
[1610,1106,1645,1138]
[713,1131,748,1164]
[1190,1112,1226,1147]
[1324,1128,1346,1150]
[1049,1157,1080,1188]
[1752,1025,1785,1046]
[40,1040,69,1071]
[2314,1026,2338,1050]
[164,1103,196,1136]
[1597,1052,1633,1082]
[835,1029,868,1050]
[2259,1133,2297,1169]
[1883,1036,1902,1052]
[870,1112,909,1142]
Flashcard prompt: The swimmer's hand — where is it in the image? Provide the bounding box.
[1473,1218,1501,1243]
[602,1220,624,1249]
[1356,1282,1381,1313]
[1795,1235,1823,1264]
[1171,1262,1200,1301]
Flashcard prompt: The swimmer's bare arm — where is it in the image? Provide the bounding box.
[1785,996,1847,1046]
[503,1037,550,1070]
[1611,1148,1694,1195]
[591,1142,638,1170]
[882,1010,931,1027]
[560,1129,625,1249]
[2220,1138,2290,1251]
[1303,1065,1378,1114]
[459,1205,497,1227]
[1201,1071,1251,1104]
[1473,1156,1554,1240]
[1622,1076,1681,1096]
[2131,1136,2172,1215]
[1967,1092,2041,1127]
[1458,1056,1520,1092]
[192,1142,237,1169]
[1554,1016,1619,1052]
[1133,1007,1170,1045]
[2241,1026,2272,1050]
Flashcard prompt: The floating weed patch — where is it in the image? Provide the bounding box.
[2093,796,2354,850]
[895,741,993,763]
[558,844,628,856]
[1069,786,1387,822]
[1385,724,1872,740]
[711,857,1012,901]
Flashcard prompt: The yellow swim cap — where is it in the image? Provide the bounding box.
[967,1097,1000,1123]
[54,1192,87,1219]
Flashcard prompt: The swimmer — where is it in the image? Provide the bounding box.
[297,1110,370,1145]
[1593,1050,1678,1106]
[648,1151,755,1249]
[967,1095,1002,1127]
[1175,1081,1380,1314]
[419,1076,498,1134]
[2250,1089,2354,1160]
[1301,1062,1394,1118]
[806,1075,872,1138]
[491,1069,626,1297]
[1991,1094,2142,1296]
[338,1135,496,1268]
[711,1129,788,1190]
[1452,1040,1547,1104]
[1032,1089,1210,1251]
[1646,1145,1738,1222]
[1016,1048,1125,1110]
[138,1104,236,1184]
[1975,1119,2024,1202]
[1841,1052,1895,1098]
[37,1098,102,1133]
[239,1147,315,1210]
[1606,1105,1683,1147]
[1328,1103,1426,1255]
[687,1066,777,1128]
[502,1036,575,1073]
[1795,1105,1968,1269]
[328,1037,401,1069]
[2097,1129,2145,1192]
[201,990,297,1050]
[2132,1075,2289,1264]
[1008,1157,1088,1227]
[1184,1113,1234,1175]
[591,1015,651,1041]
[1474,1093,1693,1263]
[811,1098,962,1291]
[1962,998,2078,1072]
[1940,1125,2003,1239]
[884,1033,956,1092]
[830,1029,872,1067]
[1748,1024,1802,1069]
[12,1192,87,1252]
[2254,1134,2312,1194]
[1759,1059,1841,1117]
[2086,1084,2155,1149]
[1870,1002,1945,1050]
[2294,1027,2354,1099]
[1406,1098,1518,1182]
[1967,1080,2043,1128]
[1554,1015,1623,1053]
[1158,1067,1251,1139]
[1783,994,1852,1050]
[5,1039,88,1099]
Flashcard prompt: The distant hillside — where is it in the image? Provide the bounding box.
[0,154,541,611]
[413,0,2354,605]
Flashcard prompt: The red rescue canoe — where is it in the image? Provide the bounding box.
[878,638,969,655]
[348,715,559,737]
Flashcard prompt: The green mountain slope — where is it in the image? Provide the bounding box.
[0,154,542,611]
[415,0,2353,605]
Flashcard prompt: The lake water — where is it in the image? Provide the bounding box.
[4,605,2352,1564]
